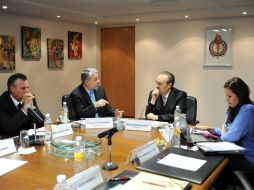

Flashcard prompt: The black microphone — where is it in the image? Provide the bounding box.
[98,120,125,138]
[25,104,44,123]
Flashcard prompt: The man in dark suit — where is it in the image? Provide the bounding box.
[71,68,123,119]
[145,71,187,122]
[0,73,44,139]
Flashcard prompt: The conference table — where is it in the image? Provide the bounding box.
[1,127,228,190]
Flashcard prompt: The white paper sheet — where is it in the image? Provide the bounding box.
[157,153,206,171]
[0,158,27,176]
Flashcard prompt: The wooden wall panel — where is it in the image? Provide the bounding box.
[101,27,135,117]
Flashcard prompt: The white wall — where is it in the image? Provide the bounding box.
[1,13,253,127]
[0,13,98,120]
[135,17,254,127]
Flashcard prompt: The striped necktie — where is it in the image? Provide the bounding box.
[162,96,167,106]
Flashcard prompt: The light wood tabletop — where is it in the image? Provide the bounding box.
[0,128,228,190]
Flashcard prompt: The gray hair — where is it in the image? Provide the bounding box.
[81,68,98,82]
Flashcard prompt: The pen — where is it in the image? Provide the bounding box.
[110,176,133,181]
[157,153,168,161]
[143,181,167,188]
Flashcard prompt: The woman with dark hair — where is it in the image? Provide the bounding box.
[195,77,254,189]
[196,77,254,169]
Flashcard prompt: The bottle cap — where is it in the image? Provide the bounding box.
[63,102,67,105]
[45,113,50,117]
[56,174,66,183]
[76,136,82,141]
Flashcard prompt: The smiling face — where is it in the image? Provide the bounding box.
[10,79,29,101]
[155,74,171,96]
[224,87,239,108]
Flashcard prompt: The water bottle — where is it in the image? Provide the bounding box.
[174,105,181,121]
[44,113,52,144]
[172,116,181,148]
[73,136,86,174]
[62,102,69,123]
[53,174,70,190]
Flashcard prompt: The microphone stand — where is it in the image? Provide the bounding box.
[102,135,118,171]
[29,117,44,146]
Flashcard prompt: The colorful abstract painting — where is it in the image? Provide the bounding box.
[21,26,41,59]
[68,31,82,59]
[0,35,15,70]
[47,39,64,68]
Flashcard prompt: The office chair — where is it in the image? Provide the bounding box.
[61,94,76,120]
[233,170,254,190]
[186,96,199,126]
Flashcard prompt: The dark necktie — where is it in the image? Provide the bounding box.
[17,103,22,110]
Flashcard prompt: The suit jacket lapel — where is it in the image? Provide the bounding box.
[164,88,175,110]
[80,85,92,104]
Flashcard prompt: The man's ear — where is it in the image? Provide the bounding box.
[9,86,15,93]
[167,82,172,89]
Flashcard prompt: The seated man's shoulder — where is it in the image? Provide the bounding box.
[173,87,187,96]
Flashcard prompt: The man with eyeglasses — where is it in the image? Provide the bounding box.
[145,71,187,122]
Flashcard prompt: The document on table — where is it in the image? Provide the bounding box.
[123,172,190,190]
[157,153,207,171]
[0,158,27,176]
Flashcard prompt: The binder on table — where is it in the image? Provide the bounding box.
[136,148,224,184]
[197,142,246,155]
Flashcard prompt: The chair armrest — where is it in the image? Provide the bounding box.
[234,170,253,190]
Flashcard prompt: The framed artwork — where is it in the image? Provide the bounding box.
[205,26,233,67]
[21,26,41,59]
[68,31,82,59]
[47,39,64,68]
[0,35,15,70]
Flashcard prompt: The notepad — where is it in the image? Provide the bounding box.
[123,172,190,190]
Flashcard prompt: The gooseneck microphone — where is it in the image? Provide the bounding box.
[98,120,125,138]
[25,104,44,123]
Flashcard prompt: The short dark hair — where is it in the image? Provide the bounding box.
[160,71,175,86]
[81,68,98,82]
[7,73,27,91]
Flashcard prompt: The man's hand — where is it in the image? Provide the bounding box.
[151,88,160,104]
[94,99,109,108]
[114,109,124,118]
[22,93,34,106]
[146,113,158,121]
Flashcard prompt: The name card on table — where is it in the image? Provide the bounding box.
[86,118,113,129]
[67,165,103,190]
[52,123,73,139]
[123,119,153,131]
[123,119,169,131]
[126,140,160,165]
[0,138,16,157]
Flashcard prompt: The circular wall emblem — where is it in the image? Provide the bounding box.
[209,34,227,57]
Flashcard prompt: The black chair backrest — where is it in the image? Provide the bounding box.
[186,96,199,125]
[62,94,76,120]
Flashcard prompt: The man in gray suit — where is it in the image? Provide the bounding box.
[71,68,123,119]
[145,71,187,122]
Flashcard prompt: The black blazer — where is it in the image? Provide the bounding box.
[0,91,44,138]
[70,84,114,119]
[145,87,187,122]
